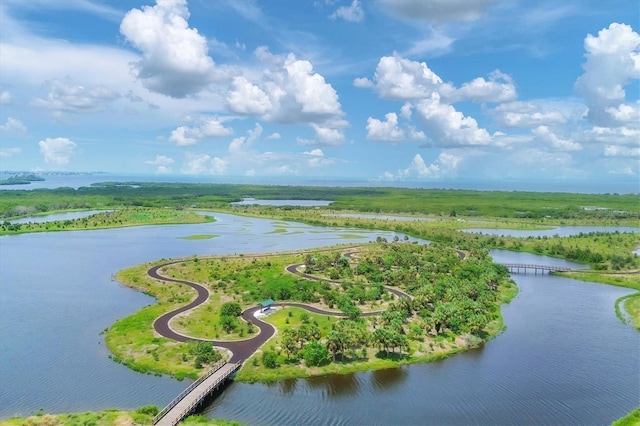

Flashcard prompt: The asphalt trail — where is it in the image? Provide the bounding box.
[148,254,412,363]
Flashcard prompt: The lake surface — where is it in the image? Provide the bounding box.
[0,216,637,424]
[0,213,403,418]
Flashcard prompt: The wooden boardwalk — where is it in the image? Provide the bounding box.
[501,263,571,274]
[154,361,241,426]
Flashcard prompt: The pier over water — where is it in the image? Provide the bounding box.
[154,361,241,426]
[502,263,572,274]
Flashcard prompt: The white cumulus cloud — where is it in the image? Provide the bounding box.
[532,126,581,152]
[169,116,234,146]
[390,152,462,180]
[366,112,405,142]
[227,49,347,146]
[603,145,640,157]
[145,154,174,173]
[491,101,567,128]
[575,23,640,127]
[358,54,443,101]
[439,70,517,104]
[0,117,27,134]
[414,93,492,147]
[120,0,228,97]
[182,152,227,174]
[38,137,76,165]
[226,76,272,115]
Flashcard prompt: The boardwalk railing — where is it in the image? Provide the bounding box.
[153,360,227,425]
[157,362,242,426]
[501,263,571,274]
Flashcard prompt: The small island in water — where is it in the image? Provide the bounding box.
[0,173,45,185]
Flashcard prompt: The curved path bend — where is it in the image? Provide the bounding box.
[149,254,412,363]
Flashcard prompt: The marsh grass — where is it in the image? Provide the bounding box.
[1,208,213,235]
[179,234,219,240]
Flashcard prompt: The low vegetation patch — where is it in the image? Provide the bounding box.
[0,406,242,426]
[0,208,213,235]
[612,407,640,426]
[179,234,218,240]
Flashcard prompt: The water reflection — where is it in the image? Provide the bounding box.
[370,367,408,392]
[307,373,361,399]
[279,378,297,395]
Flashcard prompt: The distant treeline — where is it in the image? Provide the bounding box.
[0,181,638,220]
[0,173,45,185]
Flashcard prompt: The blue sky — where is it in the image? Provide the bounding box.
[0,0,638,189]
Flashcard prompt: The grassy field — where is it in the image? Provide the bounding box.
[0,208,213,235]
[0,408,241,426]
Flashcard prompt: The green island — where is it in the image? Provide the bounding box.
[109,242,517,382]
[0,173,45,186]
[1,182,638,424]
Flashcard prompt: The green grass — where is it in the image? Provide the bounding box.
[562,271,640,290]
[264,307,337,335]
[624,294,640,329]
[0,208,214,235]
[0,409,154,426]
[0,409,242,426]
[179,234,219,240]
[612,408,640,426]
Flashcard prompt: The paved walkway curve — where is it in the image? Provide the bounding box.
[149,262,276,363]
[148,251,414,363]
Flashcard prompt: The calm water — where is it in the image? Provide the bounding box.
[0,213,402,418]
[0,216,638,424]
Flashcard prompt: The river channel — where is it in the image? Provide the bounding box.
[0,213,637,424]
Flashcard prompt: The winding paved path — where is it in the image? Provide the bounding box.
[148,252,412,363]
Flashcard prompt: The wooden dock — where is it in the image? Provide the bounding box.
[501,263,571,274]
[154,361,241,426]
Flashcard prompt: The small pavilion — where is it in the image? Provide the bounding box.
[259,298,275,312]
